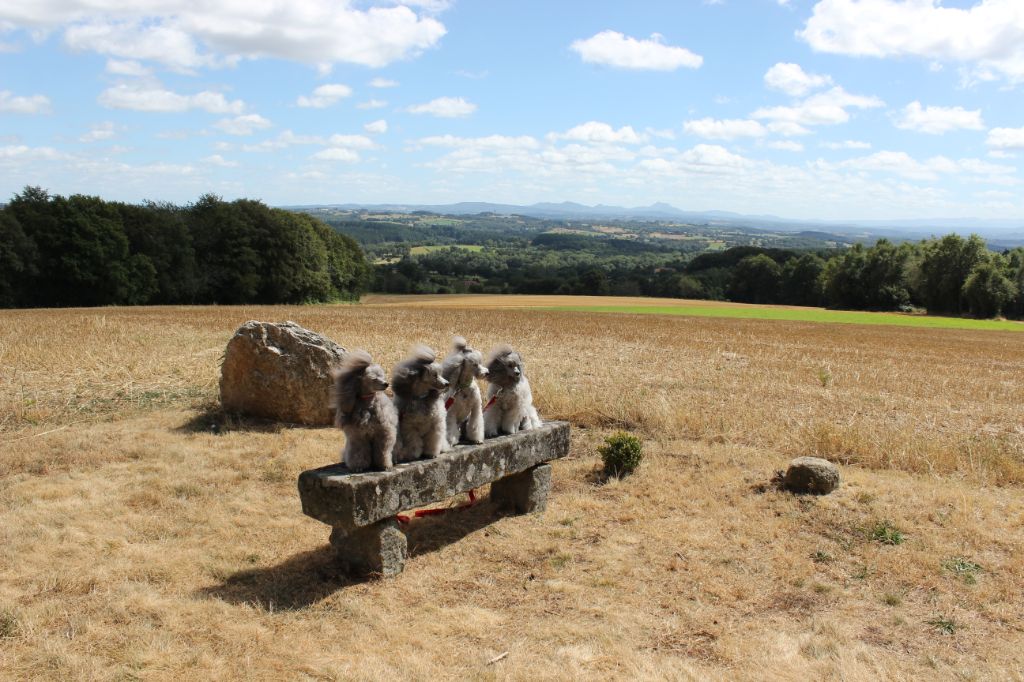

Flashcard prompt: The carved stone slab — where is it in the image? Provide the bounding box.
[298,421,570,532]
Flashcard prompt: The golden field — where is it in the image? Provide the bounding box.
[1,297,1023,680]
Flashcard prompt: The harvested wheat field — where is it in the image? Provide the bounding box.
[2,298,1023,680]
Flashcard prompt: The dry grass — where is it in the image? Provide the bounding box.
[2,299,1024,680]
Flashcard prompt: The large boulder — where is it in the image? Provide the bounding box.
[783,456,841,495]
[220,320,346,425]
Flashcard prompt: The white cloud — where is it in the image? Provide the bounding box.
[975,189,1013,199]
[766,140,805,151]
[407,96,476,117]
[752,86,884,131]
[79,121,116,142]
[357,98,387,109]
[213,114,271,136]
[570,31,702,70]
[327,134,376,149]
[986,126,1024,150]
[0,144,64,160]
[418,134,540,150]
[799,0,1024,84]
[766,121,811,137]
[820,140,872,150]
[65,20,219,73]
[549,121,646,144]
[0,90,51,114]
[763,62,832,96]
[105,58,150,76]
[202,154,238,167]
[892,101,984,134]
[678,144,750,170]
[296,83,353,108]
[396,0,452,12]
[683,118,766,140]
[99,82,245,114]
[239,129,375,152]
[312,147,360,162]
[370,78,398,88]
[645,127,676,140]
[820,150,1016,181]
[363,119,388,134]
[637,145,752,175]
[0,2,448,71]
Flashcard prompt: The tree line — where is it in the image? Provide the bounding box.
[373,235,1024,319]
[0,187,371,308]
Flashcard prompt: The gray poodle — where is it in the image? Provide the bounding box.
[331,350,398,472]
[391,345,450,462]
[483,344,541,438]
[441,336,488,446]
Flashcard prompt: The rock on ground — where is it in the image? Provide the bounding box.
[219,320,346,425]
[784,456,841,495]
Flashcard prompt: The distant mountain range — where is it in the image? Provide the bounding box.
[286,200,1024,247]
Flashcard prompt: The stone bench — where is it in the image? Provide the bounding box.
[298,420,570,576]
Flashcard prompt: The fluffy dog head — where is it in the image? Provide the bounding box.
[391,345,449,399]
[485,344,527,389]
[442,336,488,389]
[331,350,389,425]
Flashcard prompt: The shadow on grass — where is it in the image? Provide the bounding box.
[175,404,325,436]
[199,496,501,611]
[750,469,787,495]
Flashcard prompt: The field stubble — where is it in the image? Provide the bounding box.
[3,302,1021,485]
[1,301,1023,679]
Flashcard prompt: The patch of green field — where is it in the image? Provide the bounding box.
[410,244,485,255]
[415,218,462,227]
[549,304,1024,332]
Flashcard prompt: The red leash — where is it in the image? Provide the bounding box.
[396,489,478,524]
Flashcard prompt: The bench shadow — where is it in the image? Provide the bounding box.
[404,497,502,558]
[197,545,356,610]
[198,496,503,611]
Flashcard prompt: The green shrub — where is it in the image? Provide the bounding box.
[599,432,643,478]
[870,520,905,545]
[942,557,982,584]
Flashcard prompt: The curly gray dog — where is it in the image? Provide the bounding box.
[441,336,488,446]
[331,350,398,472]
[483,344,541,438]
[391,345,450,462]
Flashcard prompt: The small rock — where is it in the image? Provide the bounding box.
[784,456,840,494]
[219,320,346,425]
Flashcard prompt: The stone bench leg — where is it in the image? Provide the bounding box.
[329,519,407,577]
[491,463,551,514]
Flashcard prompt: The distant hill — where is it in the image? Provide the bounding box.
[282,200,1024,246]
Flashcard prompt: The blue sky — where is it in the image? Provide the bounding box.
[1,0,1023,220]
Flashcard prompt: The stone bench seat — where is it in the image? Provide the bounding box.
[298,420,570,576]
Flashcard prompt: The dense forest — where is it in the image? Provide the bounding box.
[3,189,1022,319]
[0,187,371,308]
[364,230,1024,319]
